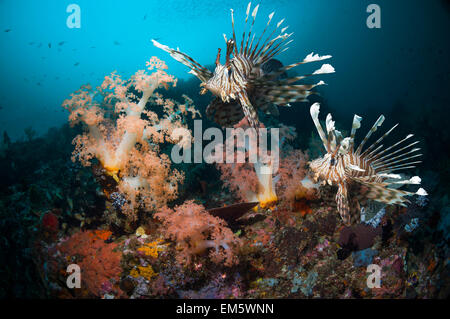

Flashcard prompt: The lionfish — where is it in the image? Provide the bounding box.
[309,103,427,225]
[152,2,335,129]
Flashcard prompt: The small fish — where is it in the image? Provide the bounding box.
[58,41,65,46]
[90,46,96,49]
[113,40,120,46]
[143,14,147,20]
[28,42,34,45]
[48,42,51,48]
[4,29,11,33]
[74,62,79,66]
[153,2,334,129]
[309,103,426,225]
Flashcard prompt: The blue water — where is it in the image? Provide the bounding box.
[0,0,449,140]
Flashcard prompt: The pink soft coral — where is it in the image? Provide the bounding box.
[155,200,241,267]
[62,57,198,220]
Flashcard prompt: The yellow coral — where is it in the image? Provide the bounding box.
[137,240,164,258]
[130,265,157,280]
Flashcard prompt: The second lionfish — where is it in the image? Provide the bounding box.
[309,103,427,225]
[152,2,335,129]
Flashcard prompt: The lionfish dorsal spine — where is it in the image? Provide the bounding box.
[371,136,419,165]
[310,103,329,151]
[229,9,238,55]
[349,114,363,148]
[355,115,385,155]
[249,11,275,59]
[239,2,251,53]
[360,123,398,158]
[243,4,259,56]
[373,148,422,169]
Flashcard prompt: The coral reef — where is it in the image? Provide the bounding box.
[0,54,447,300]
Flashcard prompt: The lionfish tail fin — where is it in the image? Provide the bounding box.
[152,39,212,83]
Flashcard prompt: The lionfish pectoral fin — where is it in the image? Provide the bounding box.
[238,91,260,129]
[350,177,414,206]
[152,39,212,83]
[336,183,351,225]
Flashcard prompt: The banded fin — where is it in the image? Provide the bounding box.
[371,135,421,171]
[360,124,398,158]
[349,115,422,175]
[350,178,422,206]
[237,91,260,129]
[355,115,385,155]
[257,53,334,83]
[349,114,362,150]
[310,103,328,151]
[152,39,212,83]
[336,183,351,225]
[258,81,326,106]
[237,2,292,65]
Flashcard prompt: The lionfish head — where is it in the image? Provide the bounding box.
[203,39,240,103]
[309,103,355,181]
[204,64,235,102]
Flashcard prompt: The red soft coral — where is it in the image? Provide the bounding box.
[57,230,123,297]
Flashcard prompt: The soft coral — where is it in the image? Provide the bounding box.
[62,57,198,220]
[155,200,241,267]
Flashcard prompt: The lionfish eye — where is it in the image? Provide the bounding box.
[228,68,232,76]
[330,158,336,166]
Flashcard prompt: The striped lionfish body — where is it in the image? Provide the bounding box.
[309,103,427,225]
[152,2,335,129]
